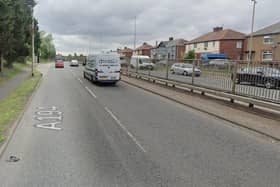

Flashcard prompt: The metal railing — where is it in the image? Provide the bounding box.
[121,58,280,104]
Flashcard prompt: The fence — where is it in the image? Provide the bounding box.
[121,57,280,104]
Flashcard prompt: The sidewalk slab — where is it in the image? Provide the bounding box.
[0,69,30,100]
[121,76,280,141]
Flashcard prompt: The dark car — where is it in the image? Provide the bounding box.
[235,67,280,89]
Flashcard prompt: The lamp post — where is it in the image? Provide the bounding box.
[248,0,257,67]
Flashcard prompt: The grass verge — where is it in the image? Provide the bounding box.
[0,71,41,143]
[0,63,29,85]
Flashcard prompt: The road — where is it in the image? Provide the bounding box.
[0,63,280,186]
[129,68,280,103]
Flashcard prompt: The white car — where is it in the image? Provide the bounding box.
[70,60,79,66]
[130,55,155,70]
[84,54,121,84]
[170,63,201,76]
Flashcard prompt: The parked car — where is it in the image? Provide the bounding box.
[84,53,121,84]
[130,55,155,70]
[55,60,64,68]
[170,63,201,76]
[70,59,79,66]
[235,67,280,89]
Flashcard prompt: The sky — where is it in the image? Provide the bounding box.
[34,0,280,55]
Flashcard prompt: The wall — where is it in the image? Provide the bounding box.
[245,34,280,62]
[219,40,245,60]
[186,41,220,54]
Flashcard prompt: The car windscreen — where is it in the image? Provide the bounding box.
[182,64,193,68]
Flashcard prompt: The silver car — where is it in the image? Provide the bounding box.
[170,63,201,76]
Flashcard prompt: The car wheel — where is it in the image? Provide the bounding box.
[83,72,86,79]
[171,70,175,74]
[183,71,188,76]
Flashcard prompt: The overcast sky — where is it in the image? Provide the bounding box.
[34,0,280,55]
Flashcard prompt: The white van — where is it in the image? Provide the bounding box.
[130,55,154,70]
[84,54,121,84]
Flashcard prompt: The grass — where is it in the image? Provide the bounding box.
[0,71,41,143]
[0,63,29,85]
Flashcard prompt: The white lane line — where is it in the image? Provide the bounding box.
[85,86,97,98]
[104,107,147,153]
[77,77,83,84]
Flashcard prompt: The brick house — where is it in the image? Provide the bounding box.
[245,21,280,62]
[119,47,133,58]
[151,37,188,60]
[186,27,246,60]
[134,42,153,57]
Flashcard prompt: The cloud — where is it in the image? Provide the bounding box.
[34,0,280,54]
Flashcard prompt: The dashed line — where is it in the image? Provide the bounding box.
[104,107,147,153]
[85,86,97,98]
[77,78,83,84]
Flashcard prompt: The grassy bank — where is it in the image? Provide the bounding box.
[0,71,41,143]
[0,63,29,85]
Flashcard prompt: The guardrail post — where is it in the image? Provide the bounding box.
[192,60,195,85]
[231,62,237,94]
[165,60,169,80]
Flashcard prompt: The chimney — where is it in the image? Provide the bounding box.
[169,37,174,41]
[143,42,147,45]
[156,41,158,46]
[213,27,223,32]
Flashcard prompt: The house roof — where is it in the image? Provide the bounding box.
[250,21,280,37]
[166,39,188,47]
[121,47,133,53]
[136,43,153,50]
[188,29,245,44]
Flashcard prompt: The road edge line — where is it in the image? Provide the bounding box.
[0,74,43,158]
[121,79,280,143]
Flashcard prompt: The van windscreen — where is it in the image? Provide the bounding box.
[99,59,119,66]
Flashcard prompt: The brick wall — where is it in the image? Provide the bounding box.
[176,46,186,60]
[220,40,245,60]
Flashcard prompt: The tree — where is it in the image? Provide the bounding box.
[0,0,40,70]
[39,32,56,60]
[184,50,196,60]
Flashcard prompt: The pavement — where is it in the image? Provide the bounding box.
[0,63,280,186]
[0,68,30,100]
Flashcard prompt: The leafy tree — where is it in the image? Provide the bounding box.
[39,32,56,60]
[184,50,196,60]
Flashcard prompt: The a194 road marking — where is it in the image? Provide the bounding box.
[34,106,63,131]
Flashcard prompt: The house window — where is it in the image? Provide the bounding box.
[236,41,242,49]
[194,43,197,48]
[212,41,215,47]
[262,51,273,61]
[263,36,273,44]
[204,42,208,48]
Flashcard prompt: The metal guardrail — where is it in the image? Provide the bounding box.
[121,58,280,104]
[121,71,280,112]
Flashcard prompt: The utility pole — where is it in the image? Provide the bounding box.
[133,16,136,51]
[248,0,257,67]
[29,6,35,76]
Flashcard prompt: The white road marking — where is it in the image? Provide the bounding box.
[85,86,97,98]
[35,122,62,131]
[104,107,147,153]
[77,78,83,84]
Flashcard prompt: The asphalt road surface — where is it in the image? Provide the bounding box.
[0,63,280,186]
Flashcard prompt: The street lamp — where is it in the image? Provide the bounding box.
[248,0,257,66]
